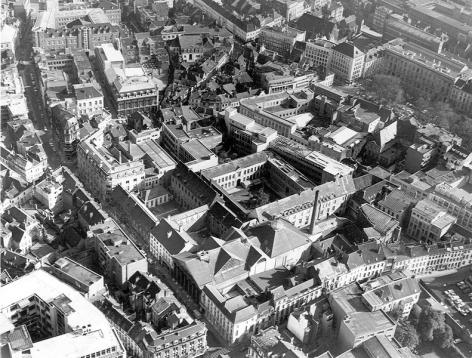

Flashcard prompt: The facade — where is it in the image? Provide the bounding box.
[49,257,106,299]
[224,108,278,155]
[429,182,472,233]
[337,311,396,352]
[303,39,335,71]
[87,219,148,286]
[239,90,314,138]
[77,129,146,202]
[407,199,456,242]
[380,39,467,102]
[33,23,120,52]
[260,26,306,57]
[95,43,159,117]
[98,0,122,25]
[270,136,354,184]
[33,177,64,214]
[73,83,104,117]
[0,146,48,183]
[330,42,365,84]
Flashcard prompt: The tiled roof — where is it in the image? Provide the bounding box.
[360,204,398,235]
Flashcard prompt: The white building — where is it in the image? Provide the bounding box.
[0,270,126,358]
[329,42,365,83]
[77,128,146,202]
[407,199,457,242]
[73,83,104,117]
[303,39,335,70]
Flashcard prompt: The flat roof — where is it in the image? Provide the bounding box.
[53,257,102,286]
[0,270,123,357]
[202,152,268,179]
[343,311,395,337]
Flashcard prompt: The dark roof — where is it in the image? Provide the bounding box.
[98,0,119,10]
[110,186,157,232]
[78,201,105,227]
[74,84,102,100]
[293,13,337,39]
[171,162,219,206]
[332,42,363,57]
[149,219,194,255]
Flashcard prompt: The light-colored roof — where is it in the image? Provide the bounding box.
[0,270,123,357]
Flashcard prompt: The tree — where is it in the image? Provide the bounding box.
[254,187,270,206]
[409,304,422,327]
[434,324,454,349]
[368,75,405,105]
[395,323,420,351]
[417,307,446,342]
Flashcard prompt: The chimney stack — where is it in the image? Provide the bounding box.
[309,190,320,235]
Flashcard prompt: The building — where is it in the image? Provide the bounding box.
[273,0,306,22]
[0,146,48,183]
[73,83,104,117]
[450,71,472,113]
[360,272,421,319]
[33,22,120,52]
[103,64,159,117]
[224,108,278,155]
[1,206,39,254]
[407,1,472,44]
[330,42,365,84]
[287,309,318,345]
[260,26,306,57]
[302,39,335,71]
[49,257,106,299]
[270,136,354,184]
[33,176,64,214]
[0,24,19,59]
[248,327,307,358]
[169,162,219,211]
[239,90,315,138]
[0,270,126,358]
[380,39,468,102]
[160,115,221,172]
[77,128,146,202]
[337,335,414,358]
[407,199,456,242]
[95,43,160,117]
[194,0,282,42]
[337,310,396,352]
[429,182,472,233]
[87,219,148,286]
[109,186,159,248]
[97,0,122,25]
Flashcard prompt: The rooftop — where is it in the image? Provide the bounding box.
[52,257,102,287]
[343,310,396,337]
[0,270,122,357]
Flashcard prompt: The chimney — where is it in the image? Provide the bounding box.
[309,190,320,235]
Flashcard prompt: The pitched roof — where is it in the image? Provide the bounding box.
[333,42,364,58]
[359,204,399,236]
[247,219,310,258]
[150,219,197,256]
[293,13,337,39]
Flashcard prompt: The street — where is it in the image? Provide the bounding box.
[17,16,63,169]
